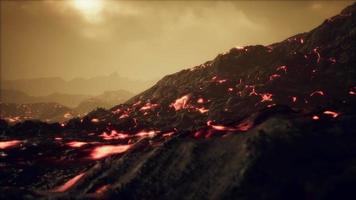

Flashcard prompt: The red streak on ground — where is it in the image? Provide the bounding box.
[140,103,158,111]
[135,130,156,138]
[269,74,281,81]
[119,114,129,119]
[132,101,142,107]
[310,90,325,96]
[99,130,130,140]
[162,131,175,137]
[313,48,321,63]
[95,184,110,194]
[197,107,209,113]
[260,93,273,102]
[248,86,258,96]
[276,65,287,73]
[171,95,190,111]
[0,140,22,149]
[236,121,253,131]
[66,141,88,148]
[312,115,320,120]
[89,145,132,160]
[323,110,340,118]
[91,118,100,123]
[53,173,85,192]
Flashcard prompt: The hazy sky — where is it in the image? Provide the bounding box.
[1,0,353,81]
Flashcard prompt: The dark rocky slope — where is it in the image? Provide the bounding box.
[0,3,356,200]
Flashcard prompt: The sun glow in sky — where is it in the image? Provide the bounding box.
[1,1,353,82]
[71,0,104,23]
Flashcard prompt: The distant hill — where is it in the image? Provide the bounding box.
[75,90,133,113]
[0,89,90,108]
[1,73,156,96]
[0,102,77,123]
[0,89,134,122]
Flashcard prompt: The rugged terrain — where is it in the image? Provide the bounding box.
[0,3,355,199]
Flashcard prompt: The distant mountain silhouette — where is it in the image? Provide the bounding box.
[0,89,134,122]
[1,72,156,96]
[0,89,90,107]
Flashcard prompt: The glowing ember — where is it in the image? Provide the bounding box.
[276,65,287,73]
[140,103,158,111]
[236,120,253,131]
[119,114,129,119]
[162,131,175,137]
[260,93,273,102]
[53,173,85,192]
[99,130,130,140]
[329,57,336,64]
[248,85,258,96]
[135,130,156,138]
[63,113,73,119]
[269,74,281,81]
[300,38,304,44]
[197,107,209,113]
[66,141,88,148]
[207,120,236,131]
[0,140,22,149]
[350,91,356,95]
[197,98,204,104]
[292,96,297,102]
[310,90,325,96]
[218,79,227,84]
[89,145,131,160]
[312,115,320,120]
[95,184,110,195]
[323,110,340,118]
[91,118,100,123]
[132,101,142,107]
[171,95,190,111]
[313,48,321,63]
[228,87,234,92]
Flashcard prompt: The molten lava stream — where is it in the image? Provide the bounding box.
[52,172,85,192]
[0,140,22,149]
[89,144,132,160]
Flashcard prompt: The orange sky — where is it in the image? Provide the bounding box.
[1,1,353,82]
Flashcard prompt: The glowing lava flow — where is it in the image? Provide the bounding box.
[323,110,340,118]
[140,103,158,111]
[0,140,22,149]
[135,130,156,138]
[260,93,273,102]
[310,90,325,96]
[99,130,130,140]
[171,95,190,111]
[276,65,287,73]
[207,120,236,131]
[66,141,88,148]
[89,144,132,160]
[313,48,321,63]
[53,173,85,192]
